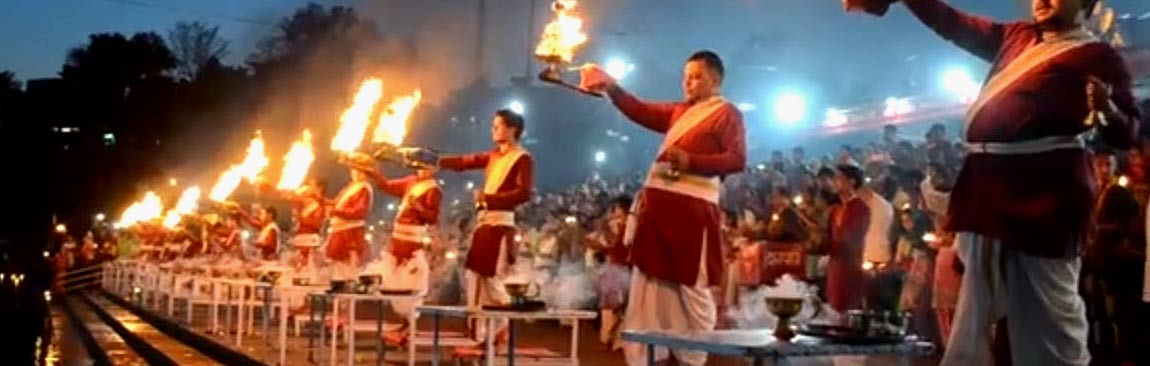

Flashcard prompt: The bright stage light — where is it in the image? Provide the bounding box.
[594,150,606,163]
[883,97,915,117]
[508,100,525,115]
[605,58,635,80]
[941,67,979,103]
[95,213,106,222]
[773,93,807,124]
[823,108,849,127]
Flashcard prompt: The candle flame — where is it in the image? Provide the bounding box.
[534,0,588,64]
[162,187,201,228]
[372,90,422,146]
[332,78,384,154]
[277,130,316,190]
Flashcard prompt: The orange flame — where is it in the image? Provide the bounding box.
[277,129,316,190]
[117,191,164,228]
[534,0,588,64]
[372,90,422,146]
[237,131,269,182]
[332,78,384,154]
[162,186,201,228]
[209,132,268,202]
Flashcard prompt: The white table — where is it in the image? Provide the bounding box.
[622,329,935,366]
[417,305,596,366]
[307,291,424,366]
[209,278,272,347]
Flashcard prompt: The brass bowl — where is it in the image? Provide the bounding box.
[765,297,804,342]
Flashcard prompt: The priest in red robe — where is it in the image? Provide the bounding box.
[581,50,746,366]
[364,166,440,338]
[849,0,1142,365]
[235,204,281,260]
[438,109,534,343]
[282,178,327,270]
[326,167,374,279]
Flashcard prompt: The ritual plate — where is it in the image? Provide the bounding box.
[482,301,546,312]
[796,323,905,345]
[378,289,418,296]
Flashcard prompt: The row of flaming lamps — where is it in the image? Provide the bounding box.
[112,0,594,230]
[114,80,422,230]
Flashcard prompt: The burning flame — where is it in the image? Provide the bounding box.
[237,132,270,182]
[117,191,164,227]
[277,130,315,190]
[534,0,588,64]
[372,90,422,146]
[162,187,201,228]
[209,133,269,202]
[332,79,384,154]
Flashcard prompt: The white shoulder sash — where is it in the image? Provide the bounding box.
[657,96,728,156]
[964,29,1097,136]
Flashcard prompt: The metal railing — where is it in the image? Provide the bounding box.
[58,264,105,294]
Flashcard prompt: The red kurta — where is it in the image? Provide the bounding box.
[253,223,280,260]
[292,198,326,235]
[327,181,373,262]
[440,148,535,277]
[826,196,870,312]
[904,0,1141,257]
[607,87,747,286]
[373,174,442,260]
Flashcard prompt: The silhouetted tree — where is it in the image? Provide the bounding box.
[167,21,231,81]
[0,71,20,93]
[61,32,176,88]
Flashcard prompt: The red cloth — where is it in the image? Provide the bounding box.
[292,199,326,235]
[254,225,278,260]
[606,87,747,286]
[605,230,630,266]
[327,182,372,261]
[325,227,366,262]
[374,174,443,262]
[762,241,806,285]
[735,243,762,286]
[440,149,534,276]
[373,175,442,226]
[826,197,869,312]
[904,0,1141,257]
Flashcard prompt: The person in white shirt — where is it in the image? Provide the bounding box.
[860,185,894,266]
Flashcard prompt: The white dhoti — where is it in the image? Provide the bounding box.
[941,232,1089,366]
[362,250,430,322]
[465,239,512,342]
[623,235,715,366]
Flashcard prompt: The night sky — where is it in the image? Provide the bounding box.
[3,0,1146,92]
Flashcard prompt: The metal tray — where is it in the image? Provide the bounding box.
[796,323,905,345]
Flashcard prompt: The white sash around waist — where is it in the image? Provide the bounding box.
[290,233,322,247]
[964,134,1085,155]
[477,210,515,227]
[392,223,430,243]
[642,163,721,204]
[329,217,365,232]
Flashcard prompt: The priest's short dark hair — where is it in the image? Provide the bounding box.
[495,109,526,139]
[687,50,725,79]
